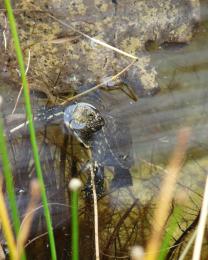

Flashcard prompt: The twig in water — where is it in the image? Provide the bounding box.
[89,161,100,260]
[24,232,48,248]
[61,59,136,105]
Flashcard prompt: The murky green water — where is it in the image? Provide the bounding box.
[0,1,208,259]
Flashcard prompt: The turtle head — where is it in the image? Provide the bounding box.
[64,102,105,147]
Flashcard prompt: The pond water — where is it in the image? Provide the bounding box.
[0,1,208,259]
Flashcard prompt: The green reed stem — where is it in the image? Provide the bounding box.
[158,206,182,260]
[0,104,26,260]
[69,178,81,260]
[4,1,57,259]
[71,190,79,260]
[0,108,20,235]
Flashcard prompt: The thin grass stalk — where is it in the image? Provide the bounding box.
[69,178,82,260]
[71,191,78,260]
[4,1,57,259]
[178,230,197,260]
[0,179,17,260]
[0,98,21,235]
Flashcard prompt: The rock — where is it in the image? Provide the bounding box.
[0,0,200,100]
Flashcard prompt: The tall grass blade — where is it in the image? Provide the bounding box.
[0,97,21,235]
[71,190,79,260]
[69,178,82,260]
[4,1,57,259]
[0,98,26,260]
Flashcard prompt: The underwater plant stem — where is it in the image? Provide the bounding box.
[4,1,57,259]
[71,191,79,260]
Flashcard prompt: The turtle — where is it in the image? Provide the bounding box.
[9,102,105,146]
[8,84,134,197]
[71,84,134,197]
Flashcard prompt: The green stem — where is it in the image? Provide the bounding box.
[158,206,182,260]
[4,1,57,259]
[0,106,26,260]
[0,113,20,234]
[71,191,79,260]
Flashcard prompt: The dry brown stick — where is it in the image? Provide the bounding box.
[47,13,138,60]
[86,147,100,260]
[61,59,137,105]
[90,162,100,260]
[24,232,48,248]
